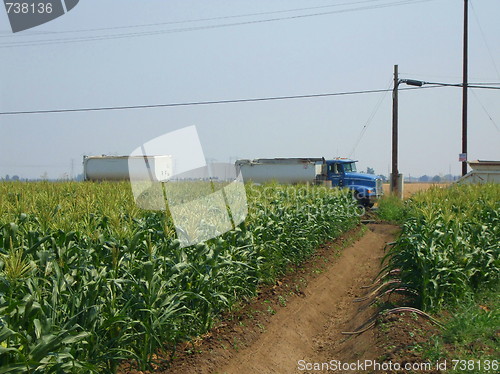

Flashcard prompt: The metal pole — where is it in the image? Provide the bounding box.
[462,0,468,176]
[392,64,399,196]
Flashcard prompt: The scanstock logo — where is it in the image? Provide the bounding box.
[4,0,79,33]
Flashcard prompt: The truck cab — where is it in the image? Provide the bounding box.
[322,159,383,207]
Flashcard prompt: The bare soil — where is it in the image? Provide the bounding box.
[374,312,442,374]
[135,223,401,374]
[382,183,450,199]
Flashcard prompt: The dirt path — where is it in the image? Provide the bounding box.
[157,224,399,374]
[212,224,398,374]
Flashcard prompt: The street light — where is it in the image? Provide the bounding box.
[391,65,426,199]
[400,79,424,87]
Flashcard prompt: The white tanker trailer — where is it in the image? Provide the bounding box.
[83,155,173,181]
[236,158,383,207]
[235,158,323,184]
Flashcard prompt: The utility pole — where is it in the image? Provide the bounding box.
[462,0,468,176]
[390,67,424,197]
[391,64,399,197]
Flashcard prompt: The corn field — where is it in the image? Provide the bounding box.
[383,183,500,311]
[0,181,359,373]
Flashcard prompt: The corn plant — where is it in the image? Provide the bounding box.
[382,183,500,311]
[0,181,360,372]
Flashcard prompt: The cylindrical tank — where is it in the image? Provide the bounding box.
[83,155,173,181]
[235,158,323,184]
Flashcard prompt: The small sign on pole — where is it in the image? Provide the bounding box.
[459,153,467,162]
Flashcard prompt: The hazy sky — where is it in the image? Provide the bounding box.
[1,0,499,179]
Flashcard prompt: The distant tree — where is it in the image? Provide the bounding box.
[419,175,430,182]
[5,174,10,181]
[432,175,442,182]
[367,167,375,175]
[11,175,20,181]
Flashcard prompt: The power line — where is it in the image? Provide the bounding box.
[0,0,392,37]
[470,89,499,132]
[1,82,497,116]
[419,81,500,89]
[0,0,433,48]
[468,85,500,89]
[0,88,394,115]
[400,77,500,86]
[462,82,500,85]
[0,85,454,116]
[349,78,393,157]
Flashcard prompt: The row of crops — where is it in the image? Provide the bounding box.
[383,183,500,311]
[0,181,360,373]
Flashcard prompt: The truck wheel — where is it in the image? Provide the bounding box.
[360,198,374,208]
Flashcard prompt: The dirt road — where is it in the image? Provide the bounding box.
[159,224,398,374]
[215,224,397,374]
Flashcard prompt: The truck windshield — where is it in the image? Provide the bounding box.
[343,162,357,173]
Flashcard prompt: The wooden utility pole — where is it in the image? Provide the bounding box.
[391,64,399,196]
[462,0,468,176]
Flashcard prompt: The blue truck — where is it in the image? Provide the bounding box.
[235,158,383,207]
